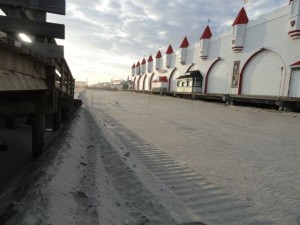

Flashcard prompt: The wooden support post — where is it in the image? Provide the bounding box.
[52,107,61,131]
[60,60,65,97]
[5,116,16,129]
[31,111,45,159]
[5,6,22,41]
[0,142,8,151]
[67,70,70,96]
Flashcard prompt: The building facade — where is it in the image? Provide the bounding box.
[130,1,300,98]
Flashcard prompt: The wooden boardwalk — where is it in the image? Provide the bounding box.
[0,0,80,158]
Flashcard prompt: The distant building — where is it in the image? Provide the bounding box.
[111,79,124,90]
[75,81,87,88]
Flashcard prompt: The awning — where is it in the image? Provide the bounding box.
[290,61,300,68]
[177,70,203,79]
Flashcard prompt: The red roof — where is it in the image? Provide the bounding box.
[148,55,153,62]
[155,50,162,58]
[153,76,168,83]
[165,44,174,54]
[200,25,212,40]
[141,58,146,65]
[132,63,135,69]
[290,61,300,67]
[136,61,140,67]
[232,7,249,26]
[179,36,189,48]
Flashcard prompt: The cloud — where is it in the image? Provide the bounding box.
[47,0,287,84]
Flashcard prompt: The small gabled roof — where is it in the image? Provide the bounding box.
[141,58,146,65]
[148,55,153,62]
[179,36,189,48]
[136,61,140,67]
[177,70,203,79]
[200,25,212,40]
[290,61,300,67]
[132,63,135,69]
[166,44,174,54]
[155,50,162,58]
[232,7,249,26]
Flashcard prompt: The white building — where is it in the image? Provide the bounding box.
[130,1,300,99]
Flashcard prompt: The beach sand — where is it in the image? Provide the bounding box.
[0,89,299,225]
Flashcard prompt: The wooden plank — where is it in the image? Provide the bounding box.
[0,68,48,91]
[0,0,65,15]
[0,16,65,39]
[22,42,64,58]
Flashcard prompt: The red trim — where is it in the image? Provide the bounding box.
[291,34,300,37]
[238,48,265,94]
[288,30,300,34]
[168,69,177,91]
[137,76,142,90]
[204,58,221,93]
[143,75,147,90]
[186,64,196,72]
[133,77,136,90]
[149,73,155,90]
[232,46,243,52]
[141,58,146,65]
[153,76,168,83]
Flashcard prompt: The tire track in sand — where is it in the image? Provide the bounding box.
[98,112,273,225]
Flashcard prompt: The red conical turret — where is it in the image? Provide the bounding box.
[147,55,154,73]
[232,7,249,26]
[166,44,174,54]
[200,26,212,60]
[155,50,162,58]
[232,7,248,52]
[136,61,140,75]
[200,25,212,40]
[166,44,174,68]
[148,55,153,62]
[179,36,189,48]
[155,51,163,70]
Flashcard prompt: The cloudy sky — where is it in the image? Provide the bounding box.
[6,1,289,84]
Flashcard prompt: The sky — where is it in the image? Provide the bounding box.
[2,1,288,85]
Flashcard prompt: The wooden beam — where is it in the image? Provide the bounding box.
[0,16,65,39]
[22,42,64,58]
[0,0,65,15]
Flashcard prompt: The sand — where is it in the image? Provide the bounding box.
[0,89,299,225]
